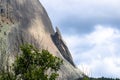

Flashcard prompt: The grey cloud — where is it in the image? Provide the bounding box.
[40,0,120,35]
[59,16,120,35]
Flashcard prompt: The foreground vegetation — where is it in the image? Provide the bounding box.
[0,44,63,80]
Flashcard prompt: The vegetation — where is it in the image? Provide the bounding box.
[0,44,63,80]
[78,76,120,80]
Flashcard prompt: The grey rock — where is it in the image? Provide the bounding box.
[52,27,76,67]
[0,0,84,79]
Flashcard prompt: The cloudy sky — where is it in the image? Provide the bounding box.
[40,0,120,78]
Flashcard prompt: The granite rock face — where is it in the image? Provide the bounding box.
[0,0,84,79]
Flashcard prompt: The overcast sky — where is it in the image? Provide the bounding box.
[40,0,120,78]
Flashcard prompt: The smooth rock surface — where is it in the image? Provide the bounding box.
[0,0,84,79]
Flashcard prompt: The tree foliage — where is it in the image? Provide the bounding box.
[0,44,63,80]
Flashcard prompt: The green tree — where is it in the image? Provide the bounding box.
[82,76,89,80]
[0,44,63,80]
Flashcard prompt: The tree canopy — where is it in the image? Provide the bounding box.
[0,44,63,80]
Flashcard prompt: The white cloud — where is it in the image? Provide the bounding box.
[63,25,120,78]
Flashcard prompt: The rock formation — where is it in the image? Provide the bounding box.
[0,0,84,79]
